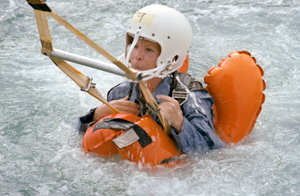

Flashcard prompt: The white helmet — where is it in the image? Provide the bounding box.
[124,4,193,79]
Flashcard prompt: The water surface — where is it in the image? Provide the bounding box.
[0,0,299,195]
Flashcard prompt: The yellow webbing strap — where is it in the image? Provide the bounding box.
[33,9,119,113]
[139,81,171,135]
[47,11,138,81]
[28,0,171,134]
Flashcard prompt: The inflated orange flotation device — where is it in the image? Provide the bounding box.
[82,113,182,166]
[82,113,139,157]
[204,51,266,144]
[178,55,189,74]
[82,51,265,166]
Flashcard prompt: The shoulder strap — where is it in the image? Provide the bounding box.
[128,82,135,99]
[170,71,206,105]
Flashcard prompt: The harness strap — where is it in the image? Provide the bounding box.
[28,3,119,114]
[128,82,135,99]
[93,118,153,148]
[28,0,169,133]
[171,71,206,105]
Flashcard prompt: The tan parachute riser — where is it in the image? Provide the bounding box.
[49,57,119,114]
[139,81,171,135]
[33,9,119,113]
[33,9,52,56]
[46,12,138,81]
[32,5,170,133]
[29,0,136,80]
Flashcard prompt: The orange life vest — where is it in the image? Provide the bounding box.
[82,113,182,167]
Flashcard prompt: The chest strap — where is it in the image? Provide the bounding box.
[93,118,153,148]
[170,71,206,105]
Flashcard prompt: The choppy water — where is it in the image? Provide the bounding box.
[1,0,300,195]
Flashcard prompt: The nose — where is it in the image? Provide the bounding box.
[131,47,143,61]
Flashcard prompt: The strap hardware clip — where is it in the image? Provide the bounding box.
[81,77,96,92]
[146,103,161,116]
[172,90,188,106]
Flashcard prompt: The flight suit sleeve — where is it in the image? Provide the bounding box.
[76,81,131,133]
[76,107,97,133]
[171,90,226,154]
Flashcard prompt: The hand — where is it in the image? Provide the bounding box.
[156,95,184,133]
[93,96,140,121]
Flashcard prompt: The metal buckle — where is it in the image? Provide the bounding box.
[80,77,96,92]
[146,103,161,116]
[172,90,188,106]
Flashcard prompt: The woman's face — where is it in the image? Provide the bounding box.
[129,39,161,71]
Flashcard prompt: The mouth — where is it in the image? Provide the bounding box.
[131,64,144,71]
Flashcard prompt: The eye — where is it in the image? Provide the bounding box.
[146,48,153,52]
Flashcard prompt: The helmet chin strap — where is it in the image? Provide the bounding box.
[139,60,172,81]
[125,30,140,67]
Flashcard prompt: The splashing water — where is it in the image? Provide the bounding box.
[175,75,206,115]
[1,0,300,195]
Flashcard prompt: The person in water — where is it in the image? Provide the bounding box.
[77,4,226,154]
